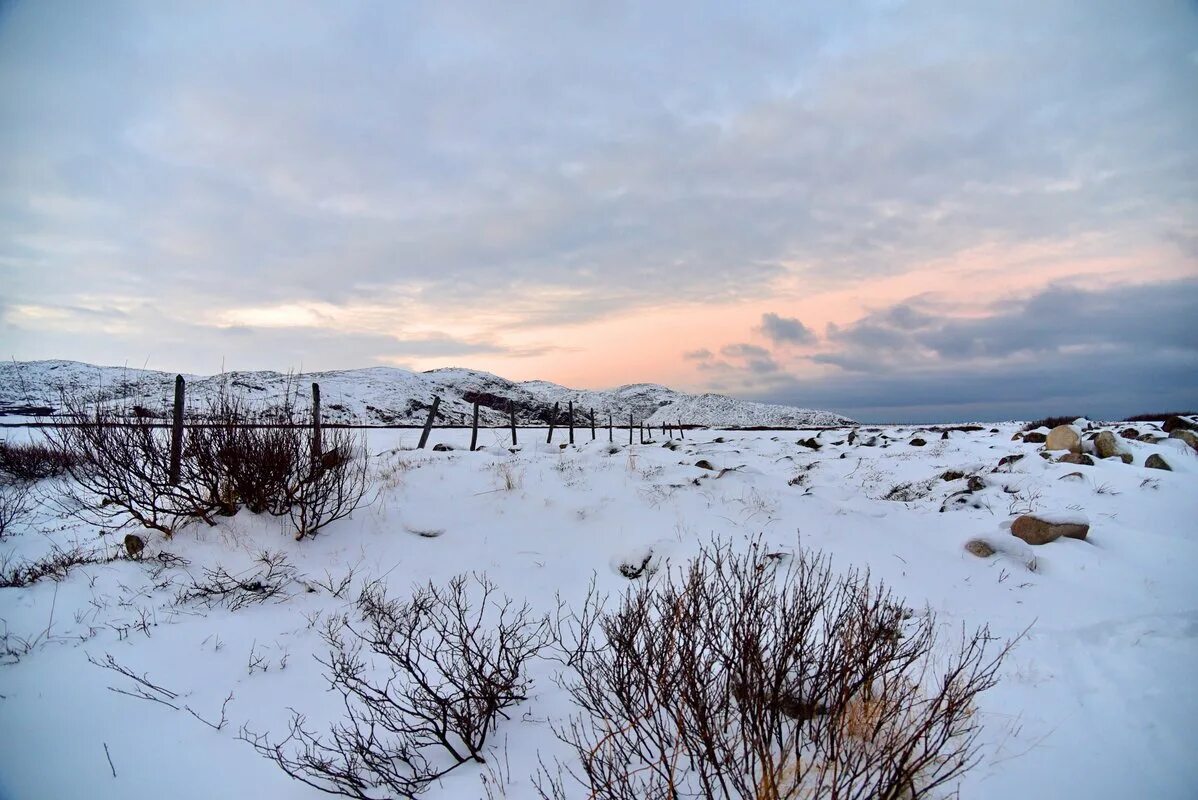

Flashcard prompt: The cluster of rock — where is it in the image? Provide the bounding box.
[964,416,1195,558]
[1015,416,1195,472]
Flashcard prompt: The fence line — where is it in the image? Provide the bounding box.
[4,380,803,450]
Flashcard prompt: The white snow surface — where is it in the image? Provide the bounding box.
[1,422,1196,799]
[0,360,854,428]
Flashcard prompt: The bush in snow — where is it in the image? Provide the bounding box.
[0,481,32,539]
[537,538,1012,800]
[242,573,551,799]
[0,440,76,483]
[46,389,368,539]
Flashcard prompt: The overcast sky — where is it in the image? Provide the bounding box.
[1,1,1196,422]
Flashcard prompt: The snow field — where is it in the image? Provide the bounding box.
[0,422,1196,798]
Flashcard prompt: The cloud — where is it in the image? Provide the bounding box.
[757,312,816,345]
[683,348,713,360]
[0,0,1193,402]
[720,342,779,374]
[758,347,1198,423]
[763,279,1198,420]
[821,279,1198,371]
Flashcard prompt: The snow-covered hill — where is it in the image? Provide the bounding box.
[0,360,855,427]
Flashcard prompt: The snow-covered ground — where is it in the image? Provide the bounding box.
[1,421,1196,799]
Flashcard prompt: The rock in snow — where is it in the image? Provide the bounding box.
[1169,429,1198,452]
[964,538,997,558]
[1011,513,1090,545]
[1145,454,1172,471]
[1094,431,1123,460]
[1045,425,1082,453]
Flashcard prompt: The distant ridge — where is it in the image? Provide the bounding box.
[0,360,855,428]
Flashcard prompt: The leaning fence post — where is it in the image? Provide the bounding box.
[470,401,480,451]
[509,401,518,446]
[311,382,323,465]
[547,402,559,443]
[417,395,440,449]
[679,419,685,439]
[169,374,185,486]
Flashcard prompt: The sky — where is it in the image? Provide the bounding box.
[1,1,1196,422]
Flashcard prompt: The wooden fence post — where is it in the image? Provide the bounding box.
[547,402,559,443]
[417,395,440,449]
[590,408,596,440]
[311,382,323,465]
[509,401,517,446]
[608,413,613,442]
[470,401,480,451]
[169,375,185,486]
[568,401,575,445]
[679,420,684,439]
[629,412,634,445]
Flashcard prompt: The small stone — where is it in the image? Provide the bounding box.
[967,475,986,492]
[1118,453,1134,464]
[695,460,715,471]
[123,534,145,559]
[994,454,1025,471]
[909,438,927,447]
[1145,454,1172,471]
[1119,428,1139,439]
[1057,453,1094,466]
[1010,514,1089,545]
[1022,431,1048,443]
[964,539,997,558]
[432,443,453,451]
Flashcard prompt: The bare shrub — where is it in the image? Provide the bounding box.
[288,436,370,540]
[175,551,298,610]
[0,440,76,482]
[882,480,937,502]
[492,460,524,491]
[1122,410,1196,423]
[538,539,1012,800]
[191,415,297,517]
[0,481,33,539]
[46,399,225,536]
[47,387,369,539]
[1022,415,1084,431]
[0,542,120,588]
[242,574,551,799]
